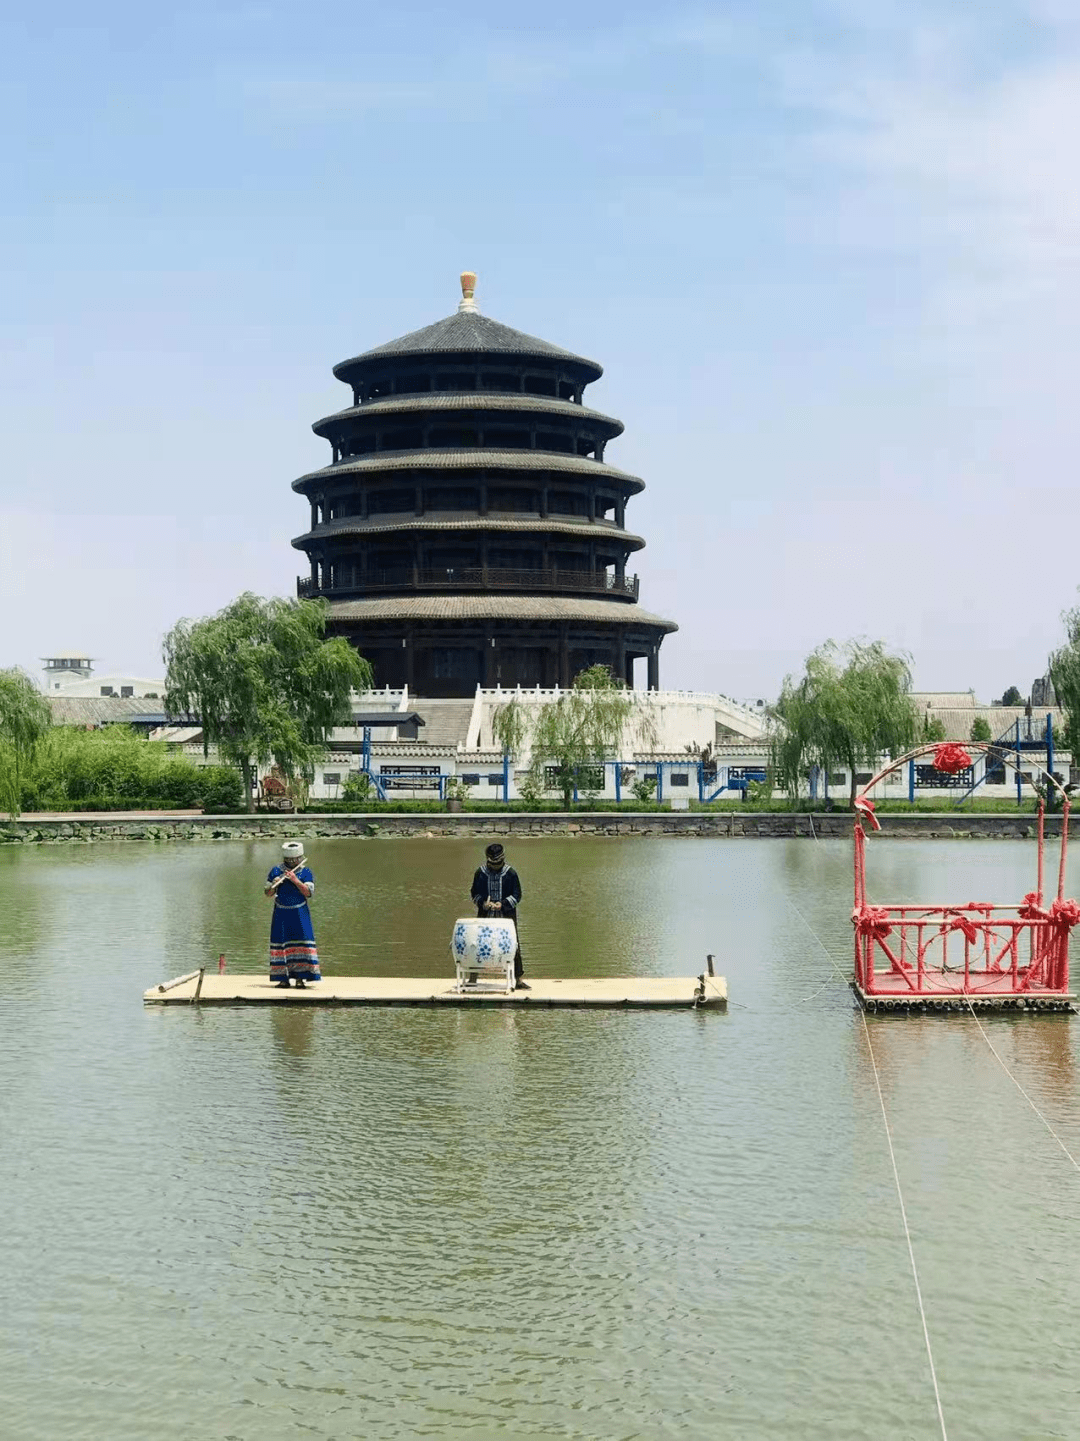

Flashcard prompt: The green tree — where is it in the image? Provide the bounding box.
[1049,603,1080,771]
[0,668,52,820]
[772,640,918,810]
[163,593,372,812]
[921,714,947,743]
[1000,685,1023,707]
[492,665,655,808]
[970,716,992,743]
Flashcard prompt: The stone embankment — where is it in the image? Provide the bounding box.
[0,812,1067,844]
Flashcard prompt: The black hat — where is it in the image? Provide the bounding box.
[485,843,505,862]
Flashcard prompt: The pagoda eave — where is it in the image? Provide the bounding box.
[290,517,647,553]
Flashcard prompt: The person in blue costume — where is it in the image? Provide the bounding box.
[470,842,528,989]
[265,841,321,988]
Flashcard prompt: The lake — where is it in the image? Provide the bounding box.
[1,836,1077,1439]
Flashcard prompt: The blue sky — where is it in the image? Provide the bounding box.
[3,0,1079,698]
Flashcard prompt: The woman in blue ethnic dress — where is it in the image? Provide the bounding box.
[265,841,321,988]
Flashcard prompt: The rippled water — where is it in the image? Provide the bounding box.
[1,837,1078,1440]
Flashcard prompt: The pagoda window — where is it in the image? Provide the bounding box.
[369,548,412,581]
[549,490,588,516]
[429,426,479,448]
[558,380,575,401]
[536,431,574,454]
[381,427,424,452]
[484,427,530,450]
[488,487,538,513]
[395,373,431,394]
[436,371,476,391]
[368,489,413,514]
[430,648,483,684]
[524,374,558,397]
[489,547,540,570]
[368,376,393,398]
[349,435,377,456]
[425,486,477,511]
[428,546,480,570]
[576,437,599,457]
[551,550,588,571]
[481,371,521,391]
[597,495,616,520]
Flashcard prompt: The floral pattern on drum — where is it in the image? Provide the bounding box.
[451,918,516,966]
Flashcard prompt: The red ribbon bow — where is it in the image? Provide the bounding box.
[933,743,972,774]
[1049,898,1080,928]
[854,796,881,831]
[1019,891,1045,920]
[947,915,979,943]
[853,905,892,939]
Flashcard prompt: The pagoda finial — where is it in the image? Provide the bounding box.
[458,270,478,314]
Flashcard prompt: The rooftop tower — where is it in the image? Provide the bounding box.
[291,275,677,697]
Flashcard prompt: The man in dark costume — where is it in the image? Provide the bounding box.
[470,842,528,989]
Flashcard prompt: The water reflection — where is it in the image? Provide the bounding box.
[1,836,1079,1440]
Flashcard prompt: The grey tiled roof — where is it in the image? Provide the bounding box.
[47,696,167,726]
[312,392,624,437]
[292,515,645,551]
[334,311,602,377]
[327,595,677,631]
[293,449,644,493]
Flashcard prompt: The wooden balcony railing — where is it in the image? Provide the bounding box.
[297,567,639,601]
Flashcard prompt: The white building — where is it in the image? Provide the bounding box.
[41,652,165,699]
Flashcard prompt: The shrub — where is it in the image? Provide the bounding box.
[199,766,244,812]
[342,772,374,803]
[630,775,657,802]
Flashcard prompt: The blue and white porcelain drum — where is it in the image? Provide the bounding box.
[451,917,517,967]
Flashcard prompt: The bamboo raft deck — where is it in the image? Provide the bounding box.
[144,972,728,1010]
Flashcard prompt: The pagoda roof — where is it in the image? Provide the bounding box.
[326,595,677,632]
[334,309,602,380]
[292,515,645,551]
[312,392,624,438]
[293,449,644,494]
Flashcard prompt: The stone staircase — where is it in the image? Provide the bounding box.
[411,698,475,748]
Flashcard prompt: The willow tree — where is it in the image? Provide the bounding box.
[492,665,655,808]
[164,593,372,811]
[0,668,52,820]
[1049,601,1080,773]
[773,640,918,809]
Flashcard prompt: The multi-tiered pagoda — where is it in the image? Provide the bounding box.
[291,274,676,698]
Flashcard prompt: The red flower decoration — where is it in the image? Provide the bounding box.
[933,743,972,774]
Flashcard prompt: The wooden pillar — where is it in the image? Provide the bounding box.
[415,485,423,516]
[310,499,318,531]
[310,554,318,588]
[647,647,659,691]
[616,497,625,528]
[479,482,488,516]
[624,652,635,688]
[540,486,549,518]
[404,630,415,691]
[559,628,570,689]
[615,634,626,685]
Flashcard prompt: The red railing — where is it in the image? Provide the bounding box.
[853,902,1072,995]
[852,742,1076,1002]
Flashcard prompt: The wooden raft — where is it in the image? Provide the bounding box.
[143,972,728,1010]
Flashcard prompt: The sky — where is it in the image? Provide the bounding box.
[3,0,1080,701]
